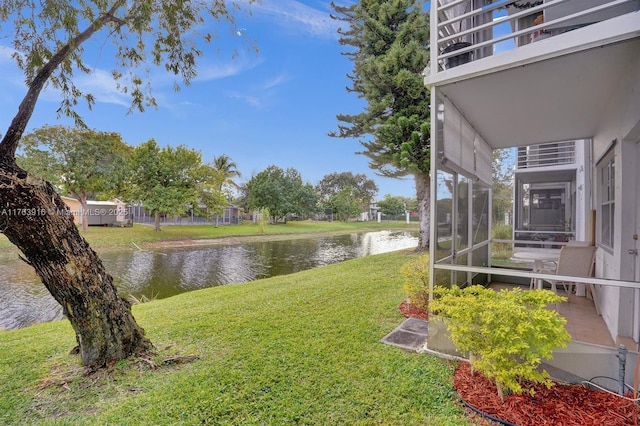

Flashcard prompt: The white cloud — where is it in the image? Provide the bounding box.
[195,53,263,82]
[226,92,263,108]
[261,72,289,90]
[73,69,129,107]
[44,56,258,111]
[245,0,341,39]
[0,45,19,63]
[224,71,289,109]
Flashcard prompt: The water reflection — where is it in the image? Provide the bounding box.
[0,230,417,330]
[0,258,64,329]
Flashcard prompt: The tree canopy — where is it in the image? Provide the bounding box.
[212,154,243,200]
[18,125,131,231]
[493,148,514,225]
[128,140,226,231]
[330,0,431,248]
[330,0,430,177]
[0,1,254,158]
[377,194,407,216]
[328,187,364,222]
[245,165,318,223]
[0,1,251,369]
[316,172,378,212]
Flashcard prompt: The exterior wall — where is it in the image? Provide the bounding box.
[574,140,591,242]
[513,139,591,243]
[60,197,129,226]
[427,1,640,379]
[591,51,640,340]
[60,196,81,224]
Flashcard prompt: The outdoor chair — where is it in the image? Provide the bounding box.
[566,240,592,247]
[541,245,598,313]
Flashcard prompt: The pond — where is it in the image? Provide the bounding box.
[0,230,418,330]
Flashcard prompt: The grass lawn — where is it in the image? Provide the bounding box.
[0,220,418,252]
[0,250,472,425]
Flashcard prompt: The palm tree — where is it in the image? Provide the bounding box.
[212,154,242,192]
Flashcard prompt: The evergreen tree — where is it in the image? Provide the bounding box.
[330,0,431,249]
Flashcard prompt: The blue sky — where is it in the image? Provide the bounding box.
[0,0,421,200]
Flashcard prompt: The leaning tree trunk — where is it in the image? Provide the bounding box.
[0,159,153,370]
[415,171,431,251]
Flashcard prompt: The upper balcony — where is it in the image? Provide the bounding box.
[426,0,640,87]
[516,140,575,170]
[425,0,640,149]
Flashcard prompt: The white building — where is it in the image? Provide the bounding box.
[513,140,591,245]
[424,0,640,382]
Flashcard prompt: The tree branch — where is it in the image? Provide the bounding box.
[0,2,126,160]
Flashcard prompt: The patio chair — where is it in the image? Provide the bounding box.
[541,246,598,313]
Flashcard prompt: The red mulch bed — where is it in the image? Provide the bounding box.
[398,300,428,320]
[453,361,639,425]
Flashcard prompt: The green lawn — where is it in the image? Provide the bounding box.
[0,220,418,251]
[0,251,472,425]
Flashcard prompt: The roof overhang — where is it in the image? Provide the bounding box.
[427,12,640,149]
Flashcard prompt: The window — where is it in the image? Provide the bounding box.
[598,148,615,249]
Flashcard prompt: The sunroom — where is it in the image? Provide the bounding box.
[425,0,640,382]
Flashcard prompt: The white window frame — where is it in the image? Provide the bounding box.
[597,143,616,251]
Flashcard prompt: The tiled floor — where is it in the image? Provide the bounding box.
[490,283,634,350]
[557,293,616,347]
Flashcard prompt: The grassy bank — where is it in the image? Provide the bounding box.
[0,251,471,425]
[0,220,418,251]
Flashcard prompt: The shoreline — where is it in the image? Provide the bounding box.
[139,229,393,250]
[0,226,418,257]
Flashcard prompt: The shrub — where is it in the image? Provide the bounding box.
[258,207,270,234]
[400,254,429,311]
[492,223,513,260]
[431,285,570,401]
[492,223,512,240]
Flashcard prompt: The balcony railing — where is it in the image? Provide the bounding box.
[432,0,639,72]
[516,140,575,169]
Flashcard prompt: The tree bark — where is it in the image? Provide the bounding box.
[0,159,153,370]
[0,2,150,371]
[154,211,161,232]
[78,193,89,232]
[415,171,431,250]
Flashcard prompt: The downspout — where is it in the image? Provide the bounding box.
[617,344,627,396]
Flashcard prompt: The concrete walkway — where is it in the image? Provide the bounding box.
[381,318,428,351]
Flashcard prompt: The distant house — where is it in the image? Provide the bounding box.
[129,204,241,225]
[60,197,129,226]
[60,196,81,224]
[214,205,241,225]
